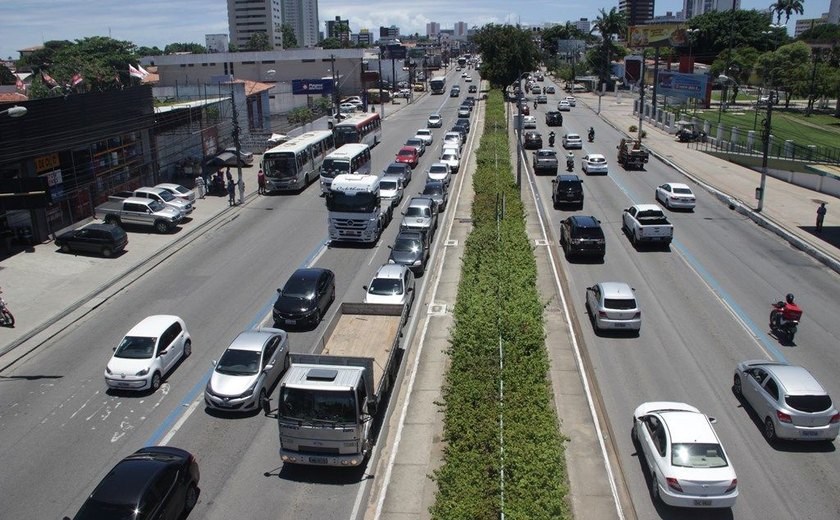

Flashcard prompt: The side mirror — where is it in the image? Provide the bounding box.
[209,359,216,366]
[264,364,275,372]
[276,288,282,294]
[112,346,117,351]
[363,285,368,291]
[407,286,414,292]
[709,417,717,424]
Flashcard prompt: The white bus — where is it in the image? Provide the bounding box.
[262,131,335,192]
[319,143,372,193]
[332,112,382,148]
[430,76,446,94]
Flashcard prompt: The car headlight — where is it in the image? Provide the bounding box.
[105,366,112,375]
[136,368,149,376]
[413,259,422,265]
[237,381,258,399]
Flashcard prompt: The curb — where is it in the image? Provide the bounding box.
[584,98,840,275]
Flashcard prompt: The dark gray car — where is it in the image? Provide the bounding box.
[388,230,431,274]
[421,179,448,212]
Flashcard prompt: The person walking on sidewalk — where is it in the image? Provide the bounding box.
[816,202,827,232]
[257,169,266,194]
[227,179,236,206]
[225,166,232,183]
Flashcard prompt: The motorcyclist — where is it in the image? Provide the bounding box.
[588,127,595,142]
[534,99,538,110]
[548,131,556,147]
[566,152,575,171]
[773,293,802,326]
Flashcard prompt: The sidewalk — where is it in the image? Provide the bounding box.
[578,91,840,273]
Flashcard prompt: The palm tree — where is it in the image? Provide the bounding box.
[771,0,805,25]
[591,7,628,87]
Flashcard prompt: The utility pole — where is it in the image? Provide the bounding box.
[229,81,244,205]
[330,54,340,118]
[637,61,646,141]
[651,47,661,110]
[757,91,774,212]
[718,0,738,123]
[378,49,384,118]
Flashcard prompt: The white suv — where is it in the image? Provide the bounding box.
[105,315,192,392]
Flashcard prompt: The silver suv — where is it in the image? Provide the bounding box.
[400,196,438,238]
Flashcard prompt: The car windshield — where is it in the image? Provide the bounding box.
[171,186,189,194]
[74,500,138,519]
[589,157,606,163]
[538,151,556,157]
[114,336,156,359]
[430,166,448,175]
[320,158,350,179]
[369,277,404,295]
[282,277,316,299]
[157,190,175,202]
[673,187,693,195]
[671,443,728,468]
[148,200,166,212]
[394,238,422,253]
[216,349,261,376]
[786,394,832,413]
[423,185,443,196]
[279,387,357,423]
[385,164,406,175]
[442,153,457,161]
[567,134,580,140]
[405,207,430,218]
[406,139,423,147]
[326,191,379,213]
[398,149,415,157]
[604,298,636,310]
[380,180,399,191]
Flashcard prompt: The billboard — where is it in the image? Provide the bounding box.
[624,55,643,84]
[291,79,334,95]
[627,24,687,48]
[656,71,709,101]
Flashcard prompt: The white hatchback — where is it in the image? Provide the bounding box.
[582,154,609,175]
[585,282,641,333]
[414,128,434,145]
[558,100,571,111]
[440,151,461,173]
[105,315,191,392]
[443,132,463,150]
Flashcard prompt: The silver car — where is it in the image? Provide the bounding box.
[379,175,404,208]
[734,360,840,442]
[585,282,641,333]
[204,328,289,412]
[364,264,416,308]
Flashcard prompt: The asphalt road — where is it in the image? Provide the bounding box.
[0,68,476,519]
[526,79,840,519]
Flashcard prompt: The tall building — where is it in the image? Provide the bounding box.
[354,29,373,46]
[454,21,468,38]
[572,18,590,34]
[326,15,350,43]
[426,22,440,37]
[226,0,283,50]
[795,13,829,37]
[281,0,319,48]
[829,0,839,24]
[619,0,655,26]
[683,0,740,19]
[379,25,399,39]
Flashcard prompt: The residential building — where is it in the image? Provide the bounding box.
[379,25,400,39]
[326,16,350,44]
[620,0,655,26]
[795,12,829,37]
[830,0,839,24]
[426,22,440,38]
[282,0,319,48]
[650,11,686,23]
[353,29,373,46]
[683,0,740,19]
[206,34,230,53]
[226,0,283,50]
[454,21,468,39]
[572,18,591,34]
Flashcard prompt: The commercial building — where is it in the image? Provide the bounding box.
[353,29,373,46]
[830,0,840,24]
[282,0,320,48]
[226,0,283,50]
[620,0,655,26]
[572,18,591,34]
[683,0,741,19]
[379,25,400,41]
[426,22,440,38]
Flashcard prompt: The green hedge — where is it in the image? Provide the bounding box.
[431,90,570,519]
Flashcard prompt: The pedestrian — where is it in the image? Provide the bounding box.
[225,166,232,182]
[816,202,827,232]
[257,169,266,195]
[227,179,236,206]
[194,175,206,199]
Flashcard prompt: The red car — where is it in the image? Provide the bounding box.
[395,146,419,169]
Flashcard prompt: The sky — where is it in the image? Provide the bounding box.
[0,0,834,60]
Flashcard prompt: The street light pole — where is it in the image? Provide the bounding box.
[718,0,738,124]
[637,61,646,141]
[229,81,244,205]
[757,91,775,212]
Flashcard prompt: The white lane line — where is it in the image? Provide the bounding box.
[159,397,203,446]
[520,125,625,519]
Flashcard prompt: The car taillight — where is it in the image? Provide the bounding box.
[830,413,840,424]
[666,477,683,492]
[777,410,792,423]
[724,479,737,493]
[598,311,607,318]
[633,311,641,319]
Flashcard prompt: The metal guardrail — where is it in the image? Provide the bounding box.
[689,133,840,165]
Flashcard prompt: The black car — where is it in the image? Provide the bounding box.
[552,174,584,208]
[560,215,605,260]
[545,111,564,126]
[67,446,200,520]
[523,131,543,150]
[450,87,460,97]
[383,162,412,185]
[389,230,431,274]
[273,268,336,327]
[55,223,128,257]
[450,125,467,141]
[468,84,477,93]
[459,101,473,112]
[456,117,471,134]
[463,96,476,106]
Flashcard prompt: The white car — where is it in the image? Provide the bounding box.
[655,183,697,210]
[461,72,469,78]
[204,328,289,412]
[339,102,359,112]
[585,282,641,333]
[582,154,609,175]
[522,115,537,129]
[223,147,255,165]
[440,150,461,173]
[564,96,576,107]
[427,162,451,185]
[632,402,738,509]
[441,142,460,159]
[464,76,473,82]
[364,264,416,307]
[155,183,196,203]
[557,100,571,112]
[414,128,434,145]
[105,315,191,392]
[562,133,583,149]
[427,113,443,128]
[443,131,463,150]
[379,175,405,207]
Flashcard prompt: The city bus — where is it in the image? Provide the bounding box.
[261,131,335,192]
[319,143,372,193]
[430,76,446,94]
[332,113,382,148]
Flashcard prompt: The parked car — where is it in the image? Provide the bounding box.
[523,131,543,149]
[155,183,196,203]
[405,137,427,157]
[558,100,572,112]
[380,175,405,208]
[364,264,416,307]
[389,230,430,275]
[582,154,609,175]
[632,402,738,508]
[55,223,127,258]
[383,162,412,185]
[522,115,537,129]
[585,282,641,333]
[560,215,604,259]
[422,179,449,211]
[205,328,290,412]
[545,111,563,126]
[427,113,443,128]
[95,198,183,234]
[440,150,461,174]
[551,174,584,207]
[104,315,192,392]
[562,133,583,149]
[339,102,360,113]
[272,268,336,327]
[734,360,840,442]
[66,446,200,520]
[414,128,434,145]
[396,146,420,169]
[222,147,255,166]
[655,183,697,210]
[133,187,193,215]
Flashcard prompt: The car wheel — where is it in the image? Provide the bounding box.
[650,474,661,503]
[764,417,777,442]
[182,339,192,359]
[313,308,322,325]
[733,374,742,397]
[101,247,113,258]
[259,387,268,408]
[155,220,170,234]
[184,483,198,512]
[60,244,71,253]
[151,371,162,391]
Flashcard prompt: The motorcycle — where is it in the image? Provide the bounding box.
[0,294,14,327]
[588,131,595,143]
[566,158,574,172]
[548,134,556,147]
[769,301,800,341]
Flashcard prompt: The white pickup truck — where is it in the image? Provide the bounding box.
[622,204,673,247]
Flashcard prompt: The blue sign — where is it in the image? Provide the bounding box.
[292,79,334,95]
[656,71,709,101]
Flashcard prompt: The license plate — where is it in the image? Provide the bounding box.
[284,319,296,325]
[308,456,328,464]
[614,323,626,328]
[117,382,130,387]
[801,431,819,437]
[694,499,712,506]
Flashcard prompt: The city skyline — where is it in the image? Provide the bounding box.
[0,0,834,59]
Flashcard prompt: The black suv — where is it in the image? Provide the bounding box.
[523,131,543,150]
[560,215,605,260]
[545,111,563,126]
[551,174,584,208]
[54,223,128,257]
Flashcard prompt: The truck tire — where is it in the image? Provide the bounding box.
[154,220,170,234]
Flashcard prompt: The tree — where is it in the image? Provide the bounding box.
[711,46,760,101]
[35,36,141,96]
[16,40,73,71]
[471,24,539,87]
[0,64,16,85]
[755,41,812,107]
[320,37,343,49]
[688,10,788,61]
[591,7,628,88]
[136,46,163,57]
[772,0,804,25]
[247,32,272,51]
[281,24,298,49]
[163,42,206,54]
